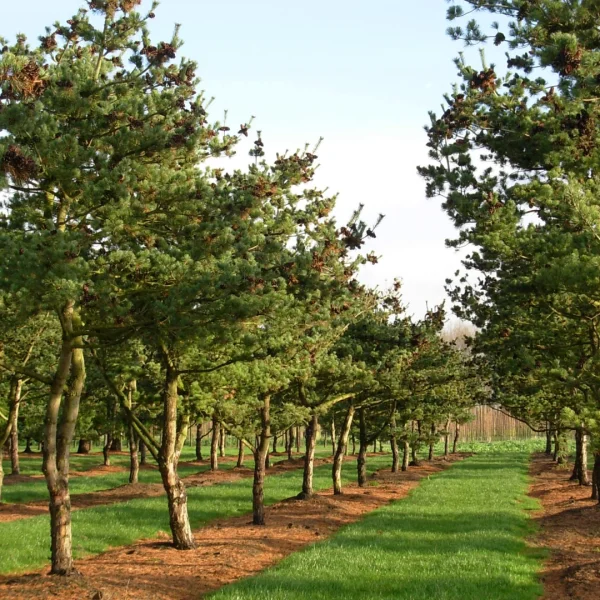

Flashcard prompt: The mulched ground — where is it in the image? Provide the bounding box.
[529,453,600,600]
[0,454,466,600]
[0,455,335,524]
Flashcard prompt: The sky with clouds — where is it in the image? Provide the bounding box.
[1,0,505,319]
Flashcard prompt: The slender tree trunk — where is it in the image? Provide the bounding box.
[591,451,600,502]
[546,423,552,456]
[24,437,33,454]
[253,395,271,525]
[428,423,436,461]
[210,414,219,471]
[351,432,356,455]
[571,428,583,481]
[330,418,336,456]
[402,439,410,471]
[390,415,399,473]
[219,426,225,458]
[357,408,368,487]
[444,418,451,458]
[580,433,590,485]
[298,414,318,499]
[295,426,301,453]
[452,422,460,454]
[9,384,21,475]
[124,381,139,484]
[195,425,203,461]
[333,405,354,495]
[272,434,278,454]
[139,439,147,465]
[157,365,195,550]
[237,438,245,467]
[103,432,112,467]
[43,305,85,575]
[0,380,21,502]
[287,427,295,460]
[570,428,590,485]
[0,447,4,504]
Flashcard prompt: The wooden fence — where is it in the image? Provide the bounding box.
[451,405,540,442]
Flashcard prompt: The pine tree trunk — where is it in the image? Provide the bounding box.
[390,435,399,473]
[296,426,301,453]
[410,443,421,467]
[591,451,600,502]
[428,423,436,460]
[402,439,410,471]
[444,418,451,458]
[195,425,203,461]
[9,387,20,476]
[330,418,336,456]
[210,415,219,471]
[103,432,112,467]
[219,426,225,458]
[452,422,460,454]
[333,405,354,495]
[351,433,356,455]
[24,438,33,454]
[553,431,559,462]
[545,425,553,455]
[571,428,583,481]
[158,365,195,550]
[139,439,147,465]
[0,447,4,504]
[110,436,122,452]
[252,395,271,525]
[357,408,368,487]
[298,414,318,499]
[77,439,90,454]
[580,432,590,485]
[43,305,85,575]
[287,427,294,460]
[128,427,139,484]
[272,434,278,454]
[237,438,245,467]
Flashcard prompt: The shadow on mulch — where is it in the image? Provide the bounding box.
[529,453,600,600]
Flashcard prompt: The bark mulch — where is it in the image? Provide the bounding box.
[529,453,600,600]
[0,456,326,524]
[0,454,466,600]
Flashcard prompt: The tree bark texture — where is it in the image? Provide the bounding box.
[332,405,354,495]
[252,395,271,525]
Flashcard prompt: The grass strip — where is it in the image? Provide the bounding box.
[0,453,392,574]
[211,453,545,600]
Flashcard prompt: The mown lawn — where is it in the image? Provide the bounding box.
[0,453,392,574]
[211,453,544,600]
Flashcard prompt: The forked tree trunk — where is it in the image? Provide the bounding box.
[357,408,368,487]
[158,365,195,550]
[333,405,354,495]
[402,440,410,471]
[452,422,460,454]
[298,414,318,499]
[43,305,85,575]
[210,415,219,471]
[591,451,600,502]
[237,438,245,467]
[252,395,271,525]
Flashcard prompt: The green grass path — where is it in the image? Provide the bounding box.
[0,453,392,575]
[212,453,545,600]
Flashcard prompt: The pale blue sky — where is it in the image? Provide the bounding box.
[1,0,499,318]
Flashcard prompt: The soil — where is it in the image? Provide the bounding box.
[529,453,600,600]
[0,455,333,524]
[0,454,466,599]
